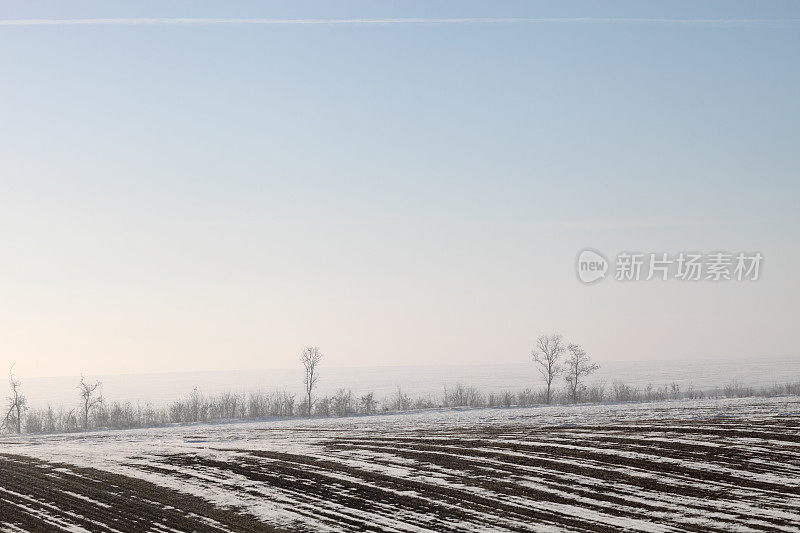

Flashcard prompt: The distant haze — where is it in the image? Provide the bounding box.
[16,355,800,410]
[1,0,799,378]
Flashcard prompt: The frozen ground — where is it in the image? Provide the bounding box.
[2,395,800,531]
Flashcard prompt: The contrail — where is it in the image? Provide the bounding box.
[0,17,797,27]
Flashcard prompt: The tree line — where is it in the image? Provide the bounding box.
[4,341,799,435]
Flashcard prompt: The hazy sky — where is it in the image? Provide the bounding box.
[1,1,799,378]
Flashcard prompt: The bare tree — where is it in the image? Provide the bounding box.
[532,334,566,404]
[78,375,103,429]
[301,346,322,417]
[4,365,26,434]
[564,343,599,403]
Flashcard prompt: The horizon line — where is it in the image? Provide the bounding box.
[1,17,799,27]
[18,353,798,380]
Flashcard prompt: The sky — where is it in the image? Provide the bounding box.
[1,1,799,378]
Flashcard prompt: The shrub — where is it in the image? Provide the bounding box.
[612,382,640,402]
[443,384,485,408]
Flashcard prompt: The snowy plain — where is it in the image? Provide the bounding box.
[2,395,800,531]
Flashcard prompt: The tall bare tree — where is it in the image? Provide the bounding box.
[564,343,599,403]
[78,375,103,429]
[4,365,26,435]
[301,346,322,417]
[532,334,565,404]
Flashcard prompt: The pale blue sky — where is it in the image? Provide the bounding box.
[1,1,799,377]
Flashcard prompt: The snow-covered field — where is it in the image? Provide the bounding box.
[2,396,800,531]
